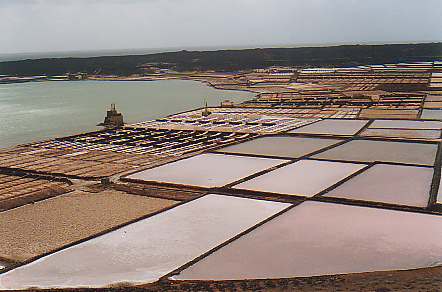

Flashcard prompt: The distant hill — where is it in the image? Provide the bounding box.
[1,43,442,76]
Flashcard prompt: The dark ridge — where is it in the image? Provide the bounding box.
[1,43,442,76]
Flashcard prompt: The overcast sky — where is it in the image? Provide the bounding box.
[1,0,441,55]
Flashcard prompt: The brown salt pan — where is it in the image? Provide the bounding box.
[369,120,442,130]
[359,109,418,119]
[424,102,442,109]
[360,129,441,140]
[0,190,177,262]
[0,195,290,289]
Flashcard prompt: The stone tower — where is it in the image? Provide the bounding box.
[98,103,124,128]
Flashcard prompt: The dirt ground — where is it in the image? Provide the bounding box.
[0,190,177,262]
[154,266,442,291]
[27,265,442,291]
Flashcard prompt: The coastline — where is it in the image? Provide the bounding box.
[0,79,255,149]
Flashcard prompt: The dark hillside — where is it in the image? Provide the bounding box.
[1,43,442,76]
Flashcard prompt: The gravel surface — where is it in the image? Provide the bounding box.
[0,190,177,262]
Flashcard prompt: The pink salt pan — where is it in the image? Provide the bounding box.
[233,159,366,197]
[174,201,442,280]
[0,194,290,289]
[126,153,287,188]
[325,164,433,207]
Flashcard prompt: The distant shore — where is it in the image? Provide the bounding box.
[1,42,441,76]
[0,76,260,96]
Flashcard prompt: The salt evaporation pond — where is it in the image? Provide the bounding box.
[174,201,442,280]
[217,136,343,158]
[313,140,438,166]
[289,119,368,135]
[233,159,365,197]
[126,153,287,188]
[325,164,433,207]
[0,194,290,289]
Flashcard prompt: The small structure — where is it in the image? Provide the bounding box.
[202,100,211,117]
[98,104,124,128]
[101,177,111,187]
[221,100,234,107]
[67,72,88,80]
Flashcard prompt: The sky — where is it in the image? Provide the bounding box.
[1,0,442,55]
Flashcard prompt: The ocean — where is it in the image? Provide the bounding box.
[0,80,254,148]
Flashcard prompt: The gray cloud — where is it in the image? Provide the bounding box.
[1,0,441,54]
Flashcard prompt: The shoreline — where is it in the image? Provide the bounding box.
[0,79,255,149]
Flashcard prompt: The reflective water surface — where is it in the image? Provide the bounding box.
[313,140,438,166]
[0,80,253,148]
[0,195,290,289]
[127,153,287,188]
[325,164,433,207]
[175,201,442,280]
[234,159,366,196]
[218,136,342,158]
[369,120,442,129]
[289,119,368,135]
